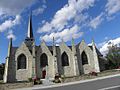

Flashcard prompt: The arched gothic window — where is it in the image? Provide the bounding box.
[17,54,26,69]
[81,51,88,65]
[61,52,69,66]
[40,53,48,67]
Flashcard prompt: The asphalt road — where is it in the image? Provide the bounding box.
[34,76,120,90]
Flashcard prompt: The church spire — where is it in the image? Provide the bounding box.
[25,13,34,46]
[27,13,33,39]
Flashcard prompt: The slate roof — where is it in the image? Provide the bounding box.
[12,44,102,57]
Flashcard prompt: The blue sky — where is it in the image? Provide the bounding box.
[0,0,120,63]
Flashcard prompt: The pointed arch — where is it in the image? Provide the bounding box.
[40,53,48,67]
[81,51,88,65]
[17,54,26,69]
[61,52,69,66]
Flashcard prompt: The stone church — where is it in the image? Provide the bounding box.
[3,15,105,83]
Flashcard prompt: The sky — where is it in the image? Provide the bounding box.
[0,0,120,63]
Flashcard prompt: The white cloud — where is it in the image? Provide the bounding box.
[7,30,16,40]
[105,0,120,16]
[74,14,88,24]
[37,22,52,33]
[38,3,76,33]
[38,0,95,42]
[89,0,120,29]
[40,25,83,43]
[99,37,120,55]
[99,42,109,56]
[33,5,47,16]
[89,13,104,29]
[38,0,95,33]
[0,15,21,32]
[0,0,34,16]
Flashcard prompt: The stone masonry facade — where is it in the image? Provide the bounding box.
[3,15,105,83]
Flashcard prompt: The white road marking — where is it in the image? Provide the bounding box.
[98,85,120,90]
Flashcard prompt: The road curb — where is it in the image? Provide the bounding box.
[13,73,120,90]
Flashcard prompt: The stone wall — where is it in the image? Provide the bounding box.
[59,42,76,77]
[77,40,95,74]
[36,42,55,79]
[15,42,33,81]
[4,37,103,83]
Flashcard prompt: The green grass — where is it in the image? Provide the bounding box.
[0,80,4,84]
[63,69,120,83]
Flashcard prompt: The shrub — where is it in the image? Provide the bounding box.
[28,77,42,85]
[34,79,42,85]
[53,74,61,83]
[117,66,120,69]
[33,78,42,85]
[106,45,120,69]
[28,78,33,82]
[89,71,98,76]
[53,79,61,83]
[61,75,65,79]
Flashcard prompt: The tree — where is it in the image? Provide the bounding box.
[106,45,120,69]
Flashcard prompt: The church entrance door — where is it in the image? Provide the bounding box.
[40,53,48,79]
[42,70,46,79]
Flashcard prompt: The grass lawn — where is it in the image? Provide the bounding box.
[63,69,120,83]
